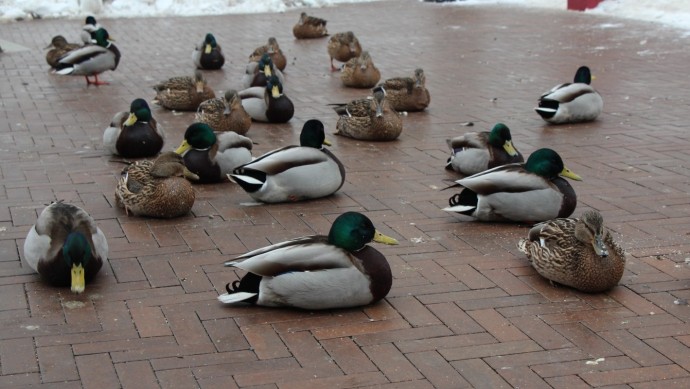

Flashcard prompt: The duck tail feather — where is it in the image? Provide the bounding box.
[218,292,257,304]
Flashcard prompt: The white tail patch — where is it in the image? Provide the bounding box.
[56,68,75,75]
[217,292,257,304]
[228,174,263,185]
[443,205,475,213]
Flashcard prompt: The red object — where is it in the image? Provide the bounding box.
[568,0,604,11]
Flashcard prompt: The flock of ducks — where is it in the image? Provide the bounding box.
[24,12,623,310]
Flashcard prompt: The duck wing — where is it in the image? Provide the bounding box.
[456,163,550,195]
[225,235,355,276]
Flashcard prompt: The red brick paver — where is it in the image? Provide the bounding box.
[1,0,690,387]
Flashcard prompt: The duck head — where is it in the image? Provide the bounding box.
[124,98,152,126]
[488,123,519,157]
[327,212,398,252]
[525,148,582,181]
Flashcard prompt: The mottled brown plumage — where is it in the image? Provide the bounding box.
[517,210,625,293]
[196,90,252,135]
[153,70,215,111]
[378,68,431,112]
[293,12,328,39]
[249,37,286,71]
[335,86,402,141]
[341,51,380,89]
[327,31,362,71]
[45,35,81,69]
[115,152,198,218]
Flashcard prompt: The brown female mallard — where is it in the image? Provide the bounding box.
[115,152,198,218]
[153,70,215,111]
[293,12,328,39]
[378,68,431,112]
[341,51,380,89]
[517,210,625,293]
[196,90,252,135]
[334,86,402,141]
[45,35,81,69]
[327,31,362,72]
[248,37,286,71]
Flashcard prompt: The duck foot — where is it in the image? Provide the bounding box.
[85,75,109,86]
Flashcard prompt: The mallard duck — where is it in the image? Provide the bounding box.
[45,35,81,69]
[174,123,253,184]
[195,90,252,135]
[241,53,285,89]
[218,211,398,309]
[248,37,286,71]
[445,123,524,176]
[327,31,362,72]
[378,68,431,112]
[334,86,402,141]
[192,33,225,70]
[23,201,107,293]
[443,148,582,223]
[55,28,121,86]
[535,66,603,124]
[293,12,328,39]
[103,98,165,158]
[115,152,198,218]
[229,119,346,203]
[517,210,625,293]
[239,75,294,123]
[153,70,215,111]
[80,15,101,45]
[341,51,380,89]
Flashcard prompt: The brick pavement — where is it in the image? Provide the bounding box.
[1,0,689,387]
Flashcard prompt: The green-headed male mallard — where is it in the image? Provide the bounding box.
[341,50,380,89]
[193,33,225,70]
[242,53,285,89]
[218,211,398,310]
[55,28,121,86]
[334,86,402,141]
[445,123,524,176]
[104,98,165,158]
[517,210,625,293]
[45,35,81,69]
[80,16,101,45]
[153,70,215,111]
[293,12,328,39]
[229,119,345,203]
[327,31,362,72]
[174,123,253,184]
[115,152,198,218]
[239,75,294,123]
[443,148,582,223]
[535,66,603,124]
[23,201,107,293]
[248,37,286,71]
[378,68,430,112]
[196,90,252,135]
